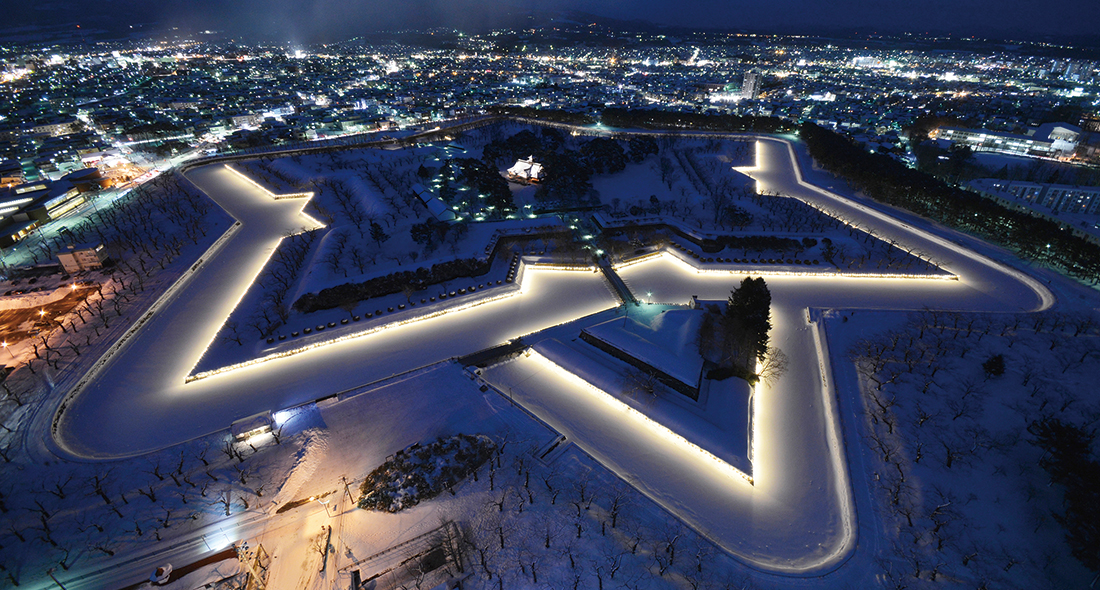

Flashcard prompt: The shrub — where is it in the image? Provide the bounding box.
[357,434,496,513]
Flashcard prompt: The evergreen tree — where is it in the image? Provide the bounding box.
[982,353,1005,377]
[1029,418,1100,574]
[369,221,389,247]
[725,277,771,362]
[627,135,659,163]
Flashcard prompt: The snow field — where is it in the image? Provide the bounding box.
[830,308,1100,587]
[2,124,1082,589]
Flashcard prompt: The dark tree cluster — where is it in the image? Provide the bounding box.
[486,105,596,126]
[452,158,516,216]
[601,108,795,134]
[482,129,635,207]
[697,277,772,381]
[799,122,1100,282]
[533,150,596,206]
[410,218,450,249]
[726,277,772,363]
[293,257,491,313]
[579,137,626,174]
[701,235,805,255]
[481,129,556,166]
[626,135,659,163]
[1029,418,1100,575]
[357,434,495,513]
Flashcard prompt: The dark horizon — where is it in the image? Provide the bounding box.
[3,0,1100,47]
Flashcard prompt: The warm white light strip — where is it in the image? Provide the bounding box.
[185,233,294,378]
[526,349,754,485]
[610,249,664,270]
[527,263,598,272]
[186,283,522,382]
[298,210,325,230]
[773,139,1053,311]
[222,164,315,200]
[187,259,599,382]
[647,249,959,282]
[749,360,760,466]
[52,221,244,437]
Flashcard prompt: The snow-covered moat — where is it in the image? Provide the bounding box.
[50,136,1055,578]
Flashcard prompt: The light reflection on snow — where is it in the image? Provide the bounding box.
[528,349,754,485]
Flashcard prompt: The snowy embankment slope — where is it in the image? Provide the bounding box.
[582,308,705,387]
[532,335,751,475]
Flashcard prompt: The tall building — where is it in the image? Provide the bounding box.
[741,70,762,100]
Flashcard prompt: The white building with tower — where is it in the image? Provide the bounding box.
[506,156,545,184]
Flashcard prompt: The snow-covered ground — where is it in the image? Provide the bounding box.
[55,164,618,458]
[3,126,1090,590]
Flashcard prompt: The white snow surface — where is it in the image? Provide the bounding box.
[28,133,1073,587]
[54,164,617,458]
[581,308,705,387]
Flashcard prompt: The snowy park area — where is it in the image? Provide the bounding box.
[0,120,1096,589]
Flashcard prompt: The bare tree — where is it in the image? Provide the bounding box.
[619,368,660,404]
[757,346,789,386]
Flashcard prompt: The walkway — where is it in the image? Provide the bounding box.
[597,256,637,304]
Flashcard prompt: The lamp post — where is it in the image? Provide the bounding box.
[1,341,13,359]
[309,495,334,517]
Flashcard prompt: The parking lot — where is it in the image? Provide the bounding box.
[0,287,92,344]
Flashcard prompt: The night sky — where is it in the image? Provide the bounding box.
[6,0,1100,43]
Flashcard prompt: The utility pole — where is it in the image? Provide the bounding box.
[236,542,267,590]
[341,475,354,502]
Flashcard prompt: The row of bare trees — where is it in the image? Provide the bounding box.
[0,429,284,587]
[446,436,758,590]
[850,308,1100,588]
[0,173,236,587]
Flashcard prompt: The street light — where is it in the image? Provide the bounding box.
[309,495,334,517]
[1,341,12,359]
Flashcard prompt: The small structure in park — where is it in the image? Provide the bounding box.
[506,156,545,184]
[57,243,108,273]
[231,410,273,441]
[411,183,457,221]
